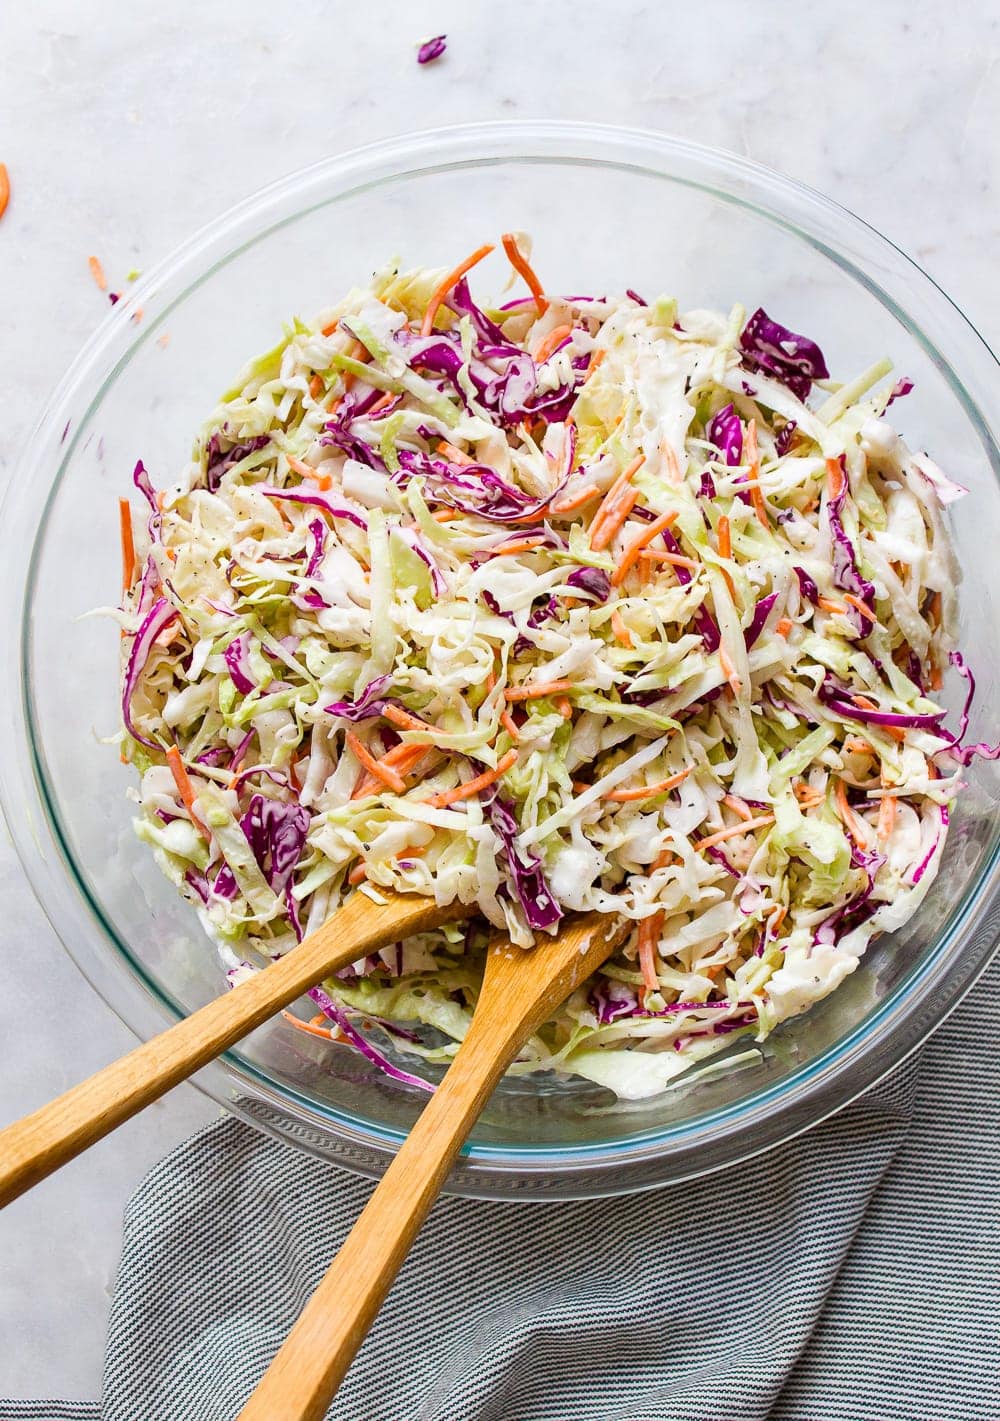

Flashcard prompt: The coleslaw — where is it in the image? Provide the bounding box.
[115,236,992,1100]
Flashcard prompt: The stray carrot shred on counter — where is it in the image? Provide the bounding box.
[88,255,108,292]
[0,163,10,221]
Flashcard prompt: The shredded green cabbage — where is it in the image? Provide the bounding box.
[117,244,972,1100]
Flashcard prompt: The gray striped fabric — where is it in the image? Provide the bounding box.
[4,955,998,1421]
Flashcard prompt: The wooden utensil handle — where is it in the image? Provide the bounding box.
[0,890,456,1208]
[237,1007,521,1421]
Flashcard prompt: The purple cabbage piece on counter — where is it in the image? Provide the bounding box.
[739,308,829,400]
[417,34,446,64]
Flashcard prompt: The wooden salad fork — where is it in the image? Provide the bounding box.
[0,889,469,1207]
[237,909,629,1421]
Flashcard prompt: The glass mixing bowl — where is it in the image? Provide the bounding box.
[2,121,998,1199]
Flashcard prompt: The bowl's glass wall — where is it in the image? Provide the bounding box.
[6,126,1000,1195]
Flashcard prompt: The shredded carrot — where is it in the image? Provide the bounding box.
[817,596,848,615]
[166,746,209,838]
[287,454,332,491]
[611,609,634,648]
[638,549,700,572]
[533,324,573,363]
[321,318,339,337]
[0,163,9,221]
[637,911,665,994]
[382,741,434,771]
[382,704,435,734]
[554,695,573,719]
[877,791,898,842]
[500,708,521,743]
[339,339,371,390]
[775,617,794,637]
[585,348,607,379]
[845,736,874,754]
[352,740,433,799]
[768,905,787,938]
[930,663,943,692]
[309,373,325,400]
[719,644,742,695]
[843,593,877,624]
[716,515,736,599]
[504,679,575,702]
[834,778,874,847]
[346,731,407,793]
[430,508,458,523]
[421,242,495,336]
[118,498,136,594]
[436,439,476,466]
[368,391,396,416]
[348,862,368,885]
[826,457,846,499]
[500,233,548,316]
[610,508,679,586]
[717,516,731,561]
[589,453,646,551]
[930,590,943,628]
[551,483,601,514]
[653,847,678,870]
[744,419,769,528]
[606,768,692,802]
[853,694,906,743]
[282,1010,337,1041]
[696,814,774,851]
[660,441,682,486]
[488,536,548,556]
[425,749,518,808]
[88,255,107,292]
[722,793,754,822]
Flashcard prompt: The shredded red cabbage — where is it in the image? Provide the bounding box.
[740,308,829,400]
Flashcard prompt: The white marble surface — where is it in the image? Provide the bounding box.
[0,0,998,1401]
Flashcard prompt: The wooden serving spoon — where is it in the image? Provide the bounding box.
[237,909,629,1421]
[0,888,470,1208]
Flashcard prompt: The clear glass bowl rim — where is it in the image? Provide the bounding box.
[2,119,999,1199]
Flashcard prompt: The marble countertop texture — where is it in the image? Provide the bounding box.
[1,0,997,1401]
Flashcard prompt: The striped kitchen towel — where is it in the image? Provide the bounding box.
[3,954,998,1421]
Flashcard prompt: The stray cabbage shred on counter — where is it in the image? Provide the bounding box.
[116,236,991,1100]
